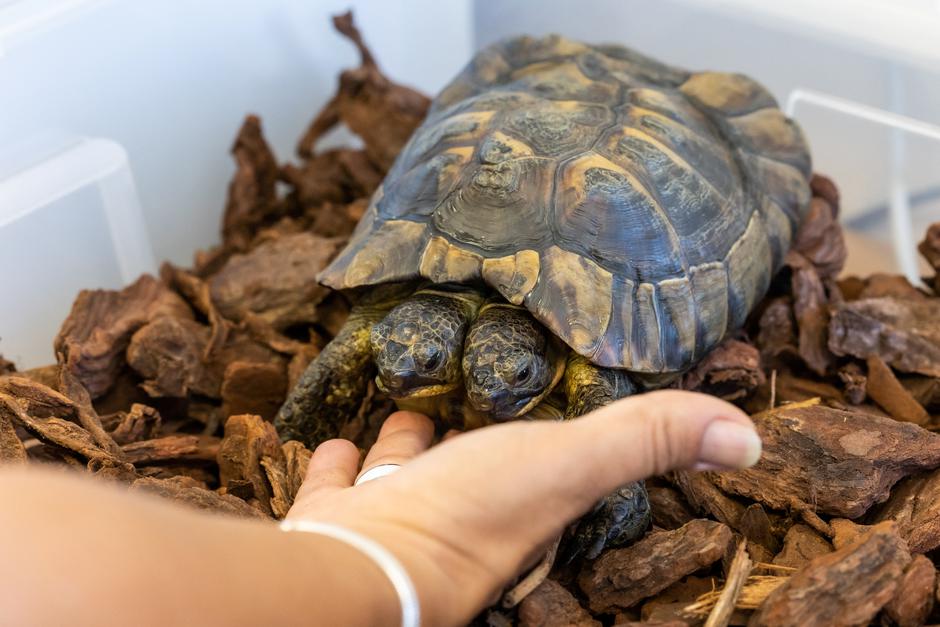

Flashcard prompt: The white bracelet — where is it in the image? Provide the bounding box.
[279,519,420,627]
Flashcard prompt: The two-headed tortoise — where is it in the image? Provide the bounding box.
[276,34,811,558]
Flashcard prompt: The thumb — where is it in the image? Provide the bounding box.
[565,389,761,496]
[396,389,760,543]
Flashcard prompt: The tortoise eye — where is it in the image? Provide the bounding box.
[515,365,531,384]
[418,346,442,373]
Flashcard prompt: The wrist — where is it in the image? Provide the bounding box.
[279,522,404,626]
[341,519,501,627]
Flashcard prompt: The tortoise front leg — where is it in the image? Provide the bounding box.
[561,354,651,562]
[275,299,399,448]
[563,353,636,419]
[504,354,650,605]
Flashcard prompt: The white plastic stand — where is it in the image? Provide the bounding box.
[785,88,940,283]
[0,136,155,367]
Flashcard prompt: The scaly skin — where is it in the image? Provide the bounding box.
[562,354,651,562]
[274,285,412,447]
[371,286,484,399]
[462,303,565,420]
[563,354,636,419]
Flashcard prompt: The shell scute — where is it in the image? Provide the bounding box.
[319,35,812,372]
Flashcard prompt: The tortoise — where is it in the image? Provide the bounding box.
[276,34,811,558]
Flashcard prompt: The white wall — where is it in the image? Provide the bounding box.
[0,0,474,266]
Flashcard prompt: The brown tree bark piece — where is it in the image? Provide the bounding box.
[1,375,137,462]
[772,524,833,569]
[208,232,345,330]
[220,361,287,422]
[682,339,764,401]
[738,504,780,556]
[280,153,352,213]
[672,471,745,529]
[829,519,873,550]
[857,273,927,301]
[282,152,382,222]
[837,362,866,405]
[579,519,733,613]
[127,317,219,397]
[315,290,352,339]
[283,440,312,500]
[870,467,940,553]
[704,541,752,627]
[121,434,220,465]
[210,332,286,388]
[136,465,216,488]
[54,275,192,398]
[332,154,384,201]
[261,455,292,519]
[518,578,599,627]
[883,554,936,627]
[90,369,152,418]
[744,542,774,569]
[865,355,930,425]
[308,197,378,241]
[786,251,833,375]
[296,12,430,171]
[919,222,940,267]
[127,319,281,399]
[241,311,318,356]
[88,457,138,483]
[640,576,714,625]
[769,371,844,406]
[791,193,846,280]
[711,402,940,518]
[829,297,940,377]
[161,263,230,359]
[901,375,940,410]
[217,414,286,516]
[837,276,865,301]
[109,404,162,445]
[57,365,125,459]
[0,375,77,419]
[0,404,26,464]
[810,174,840,216]
[748,522,910,627]
[221,115,281,251]
[918,222,940,294]
[647,482,696,531]
[0,393,114,463]
[10,364,59,389]
[756,297,797,360]
[130,476,267,519]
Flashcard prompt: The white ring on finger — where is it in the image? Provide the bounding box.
[355,463,402,486]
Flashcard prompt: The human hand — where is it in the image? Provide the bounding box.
[286,390,762,626]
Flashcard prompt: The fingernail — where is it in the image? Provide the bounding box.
[699,420,762,469]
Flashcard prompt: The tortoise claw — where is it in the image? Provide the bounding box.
[561,480,651,563]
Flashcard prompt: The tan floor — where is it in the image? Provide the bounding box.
[841,229,931,279]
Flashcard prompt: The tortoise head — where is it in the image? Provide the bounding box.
[370,290,479,399]
[461,303,565,420]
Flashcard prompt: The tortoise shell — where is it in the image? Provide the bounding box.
[319,35,812,373]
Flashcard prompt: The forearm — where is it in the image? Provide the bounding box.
[0,468,399,627]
